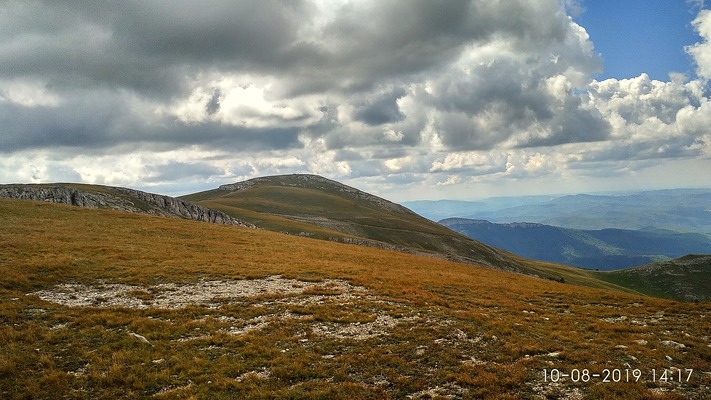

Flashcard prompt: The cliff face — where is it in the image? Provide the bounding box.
[0,184,254,228]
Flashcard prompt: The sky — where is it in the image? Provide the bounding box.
[573,0,704,81]
[1,0,711,201]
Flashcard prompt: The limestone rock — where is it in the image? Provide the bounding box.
[0,184,254,228]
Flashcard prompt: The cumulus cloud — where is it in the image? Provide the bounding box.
[687,9,711,80]
[584,73,709,162]
[0,0,710,199]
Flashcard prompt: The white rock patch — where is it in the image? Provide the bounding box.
[32,276,363,309]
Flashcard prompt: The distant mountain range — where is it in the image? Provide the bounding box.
[404,189,711,235]
[440,218,711,270]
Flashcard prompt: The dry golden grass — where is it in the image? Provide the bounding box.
[1,199,710,399]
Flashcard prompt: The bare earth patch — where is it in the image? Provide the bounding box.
[32,276,361,309]
[311,314,417,340]
[32,276,421,341]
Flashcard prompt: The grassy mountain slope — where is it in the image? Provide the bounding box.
[182,174,614,285]
[441,218,711,270]
[596,255,711,302]
[2,199,710,399]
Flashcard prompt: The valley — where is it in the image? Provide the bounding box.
[440,218,711,270]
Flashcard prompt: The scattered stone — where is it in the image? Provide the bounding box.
[407,383,465,399]
[452,329,468,341]
[602,315,628,323]
[129,332,153,346]
[154,381,193,397]
[311,314,416,340]
[236,369,271,382]
[461,357,486,366]
[68,366,88,377]
[528,380,583,400]
[633,339,648,345]
[661,340,686,349]
[175,334,211,343]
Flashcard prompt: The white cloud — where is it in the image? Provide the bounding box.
[523,152,553,173]
[584,73,708,163]
[436,175,461,186]
[687,9,711,80]
[0,79,62,107]
[430,151,508,174]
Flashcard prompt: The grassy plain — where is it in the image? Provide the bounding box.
[1,199,710,399]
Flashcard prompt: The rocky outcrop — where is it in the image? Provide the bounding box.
[0,184,254,228]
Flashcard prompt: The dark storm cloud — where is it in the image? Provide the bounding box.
[3,0,496,98]
[0,94,130,152]
[424,52,610,151]
[145,162,224,183]
[432,60,552,119]
[205,89,222,116]
[353,88,407,126]
[0,0,316,99]
[274,0,578,97]
[0,93,302,154]
[319,0,569,74]
[521,95,611,148]
[166,123,303,152]
[577,137,705,163]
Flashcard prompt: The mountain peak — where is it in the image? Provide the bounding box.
[220,174,337,191]
[218,174,411,214]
